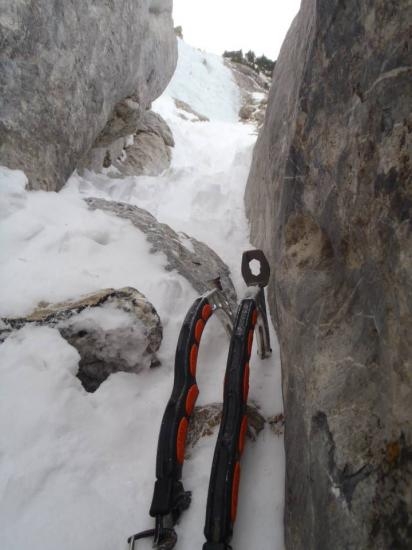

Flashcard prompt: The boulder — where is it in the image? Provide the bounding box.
[0,0,177,191]
[114,110,175,176]
[135,110,175,148]
[238,95,268,129]
[85,198,238,313]
[93,99,143,148]
[239,104,256,121]
[80,109,175,177]
[0,287,162,392]
[114,132,172,177]
[245,1,412,548]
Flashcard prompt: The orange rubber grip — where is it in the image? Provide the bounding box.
[176,417,189,464]
[238,415,248,455]
[202,303,213,321]
[231,462,241,523]
[194,318,205,343]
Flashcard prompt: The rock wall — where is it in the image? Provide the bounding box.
[0,0,177,191]
[245,1,412,548]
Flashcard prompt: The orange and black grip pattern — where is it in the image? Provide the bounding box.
[150,296,214,518]
[203,299,258,548]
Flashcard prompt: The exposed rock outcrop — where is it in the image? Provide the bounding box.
[225,60,270,128]
[80,109,175,177]
[0,0,177,191]
[225,60,270,95]
[239,94,268,128]
[85,198,238,312]
[245,1,412,549]
[0,287,162,392]
[174,98,210,122]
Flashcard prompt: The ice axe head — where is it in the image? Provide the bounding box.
[241,249,270,288]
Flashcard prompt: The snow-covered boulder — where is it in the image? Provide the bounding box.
[0,287,162,392]
[85,198,238,313]
[0,0,177,191]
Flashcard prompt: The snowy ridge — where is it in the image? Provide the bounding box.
[0,40,284,550]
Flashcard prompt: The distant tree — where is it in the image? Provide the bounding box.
[222,49,243,64]
[222,48,276,78]
[174,26,183,39]
[245,50,256,67]
[255,54,276,76]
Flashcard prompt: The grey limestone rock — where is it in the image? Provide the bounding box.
[225,59,270,94]
[224,60,270,129]
[245,1,412,548]
[94,99,143,148]
[135,110,175,148]
[0,287,162,392]
[80,109,175,177]
[115,132,172,177]
[239,104,256,121]
[85,197,237,313]
[113,110,175,176]
[0,0,177,191]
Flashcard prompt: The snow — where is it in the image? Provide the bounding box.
[0,166,28,219]
[0,40,284,550]
[163,38,241,122]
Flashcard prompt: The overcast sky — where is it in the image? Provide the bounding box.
[173,0,301,60]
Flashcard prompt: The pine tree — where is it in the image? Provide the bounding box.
[245,50,256,67]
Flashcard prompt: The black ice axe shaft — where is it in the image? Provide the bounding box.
[203,250,272,550]
[128,283,233,550]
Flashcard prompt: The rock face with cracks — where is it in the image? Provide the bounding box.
[245,1,412,549]
[0,287,162,392]
[0,0,177,191]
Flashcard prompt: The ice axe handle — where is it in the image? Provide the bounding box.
[241,250,270,287]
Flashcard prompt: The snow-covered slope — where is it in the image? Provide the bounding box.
[164,38,241,122]
[0,40,284,550]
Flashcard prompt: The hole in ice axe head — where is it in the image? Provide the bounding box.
[241,249,270,287]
